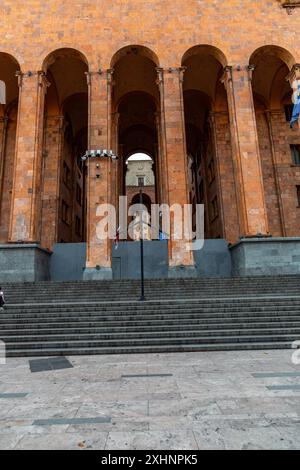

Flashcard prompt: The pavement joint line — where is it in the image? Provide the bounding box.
[253,372,300,378]
[32,417,111,426]
[121,374,173,378]
[266,384,300,391]
[0,393,28,398]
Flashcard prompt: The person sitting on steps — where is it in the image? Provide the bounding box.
[0,287,5,311]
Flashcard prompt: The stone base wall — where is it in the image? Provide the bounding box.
[230,237,300,277]
[0,244,51,282]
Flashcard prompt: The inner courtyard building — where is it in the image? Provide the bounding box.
[0,1,300,281]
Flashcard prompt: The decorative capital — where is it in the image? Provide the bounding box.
[281,1,300,14]
[15,70,50,91]
[156,67,164,87]
[220,66,233,88]
[86,68,114,86]
[156,66,186,86]
[247,64,255,81]
[38,71,51,91]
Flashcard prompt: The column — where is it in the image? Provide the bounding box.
[154,111,163,204]
[264,109,286,236]
[111,111,120,214]
[83,70,113,280]
[40,115,64,250]
[157,67,195,276]
[0,116,8,215]
[208,111,240,243]
[222,65,269,237]
[9,71,49,242]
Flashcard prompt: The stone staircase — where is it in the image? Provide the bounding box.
[0,276,300,357]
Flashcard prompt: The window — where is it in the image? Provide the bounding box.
[297,186,300,207]
[210,196,219,221]
[61,200,70,225]
[285,105,294,123]
[75,216,81,236]
[76,184,82,205]
[207,160,215,185]
[291,145,300,165]
[63,162,71,188]
[137,176,145,187]
[199,181,204,202]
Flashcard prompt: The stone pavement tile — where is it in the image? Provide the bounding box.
[4,403,80,420]
[62,381,121,396]
[105,430,198,450]
[0,433,25,450]
[52,390,120,406]
[147,353,215,368]
[147,365,196,378]
[146,392,182,401]
[118,379,148,401]
[0,403,19,419]
[282,397,300,414]
[238,361,297,373]
[76,401,148,420]
[14,431,109,450]
[67,419,149,433]
[271,425,300,449]
[146,378,179,394]
[0,418,70,435]
[217,397,297,415]
[147,416,192,431]
[193,424,291,450]
[263,413,300,427]
[148,398,221,420]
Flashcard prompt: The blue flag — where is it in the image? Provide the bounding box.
[290,84,300,128]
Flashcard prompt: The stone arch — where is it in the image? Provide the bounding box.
[181,45,237,242]
[249,45,295,70]
[111,47,161,209]
[42,47,89,72]
[182,45,228,68]
[40,48,89,249]
[110,45,159,69]
[250,45,299,237]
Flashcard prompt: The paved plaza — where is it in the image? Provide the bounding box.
[0,350,300,450]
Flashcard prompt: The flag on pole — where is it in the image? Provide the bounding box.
[290,84,300,129]
[114,226,120,249]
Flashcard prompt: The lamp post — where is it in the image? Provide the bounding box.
[139,187,146,301]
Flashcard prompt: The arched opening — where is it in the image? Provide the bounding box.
[249,45,299,237]
[0,53,20,242]
[41,48,88,249]
[111,46,161,229]
[125,152,155,240]
[182,45,238,242]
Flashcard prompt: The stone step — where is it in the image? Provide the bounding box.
[1,275,299,357]
[5,341,292,357]
[4,333,299,350]
[2,318,300,333]
[4,296,300,311]
[3,325,300,343]
[2,310,300,324]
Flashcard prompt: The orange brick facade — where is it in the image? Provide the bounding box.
[0,0,300,276]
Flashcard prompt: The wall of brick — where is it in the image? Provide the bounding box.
[0,0,299,271]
